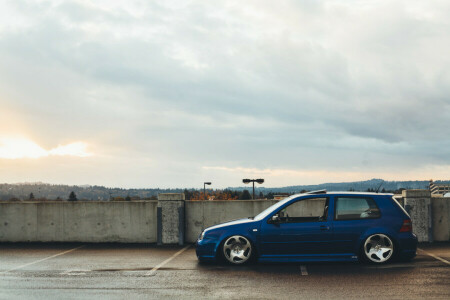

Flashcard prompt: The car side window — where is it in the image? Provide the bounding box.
[335,197,381,220]
[277,197,328,223]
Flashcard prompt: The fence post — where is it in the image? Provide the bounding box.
[402,189,432,242]
[157,193,185,245]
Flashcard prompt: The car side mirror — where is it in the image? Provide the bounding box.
[270,214,280,223]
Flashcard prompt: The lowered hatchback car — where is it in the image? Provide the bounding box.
[196,190,417,265]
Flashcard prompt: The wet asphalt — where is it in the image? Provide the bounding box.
[0,242,449,299]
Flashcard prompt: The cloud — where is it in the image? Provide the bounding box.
[0,0,449,187]
[0,137,91,159]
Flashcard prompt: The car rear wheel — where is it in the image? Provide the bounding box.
[222,235,253,265]
[363,234,394,263]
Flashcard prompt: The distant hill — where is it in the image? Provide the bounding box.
[230,178,450,194]
[1,178,448,200]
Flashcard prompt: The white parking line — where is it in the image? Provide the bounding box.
[0,245,85,274]
[145,244,191,276]
[418,248,450,266]
[300,265,308,275]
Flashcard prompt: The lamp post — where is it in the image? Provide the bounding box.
[242,178,264,200]
[203,182,211,200]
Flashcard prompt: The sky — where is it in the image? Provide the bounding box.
[0,0,449,189]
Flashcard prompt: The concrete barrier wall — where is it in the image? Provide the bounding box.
[185,200,278,243]
[1,195,449,243]
[431,197,450,242]
[0,201,158,243]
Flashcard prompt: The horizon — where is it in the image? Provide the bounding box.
[1,1,449,188]
[1,177,448,191]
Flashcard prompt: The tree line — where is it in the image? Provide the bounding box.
[2,188,405,201]
[183,189,275,200]
[6,189,278,201]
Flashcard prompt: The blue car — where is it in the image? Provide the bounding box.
[196,190,417,265]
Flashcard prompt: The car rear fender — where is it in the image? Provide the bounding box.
[356,226,398,254]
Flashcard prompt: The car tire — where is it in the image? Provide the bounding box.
[222,235,253,265]
[361,234,395,264]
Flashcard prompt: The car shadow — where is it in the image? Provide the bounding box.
[196,259,421,275]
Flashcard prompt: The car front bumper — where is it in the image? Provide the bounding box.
[196,238,218,262]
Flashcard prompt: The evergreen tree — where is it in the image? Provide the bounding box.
[29,193,35,200]
[240,190,252,200]
[183,188,195,200]
[125,195,131,201]
[68,191,78,201]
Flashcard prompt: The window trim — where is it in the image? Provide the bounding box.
[268,196,330,224]
[333,196,381,221]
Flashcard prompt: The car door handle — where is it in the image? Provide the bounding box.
[320,225,330,231]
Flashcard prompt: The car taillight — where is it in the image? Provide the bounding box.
[399,220,412,232]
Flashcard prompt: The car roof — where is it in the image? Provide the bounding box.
[326,191,393,196]
[295,191,394,197]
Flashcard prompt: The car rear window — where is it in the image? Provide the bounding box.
[335,197,381,220]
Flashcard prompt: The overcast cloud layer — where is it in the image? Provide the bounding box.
[0,0,449,188]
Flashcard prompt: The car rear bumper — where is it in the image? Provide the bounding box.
[397,233,418,259]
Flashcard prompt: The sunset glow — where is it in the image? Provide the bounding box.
[0,137,92,159]
[48,142,92,157]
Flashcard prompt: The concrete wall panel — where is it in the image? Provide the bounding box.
[0,203,38,242]
[0,201,157,243]
[431,197,450,242]
[185,200,278,243]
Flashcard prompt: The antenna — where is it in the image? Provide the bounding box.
[375,180,385,193]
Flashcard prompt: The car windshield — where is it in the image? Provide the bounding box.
[253,196,297,220]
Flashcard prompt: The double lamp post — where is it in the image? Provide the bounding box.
[242,178,264,200]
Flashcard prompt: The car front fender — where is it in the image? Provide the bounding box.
[213,225,260,258]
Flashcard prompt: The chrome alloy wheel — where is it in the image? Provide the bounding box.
[364,234,394,263]
[223,235,252,264]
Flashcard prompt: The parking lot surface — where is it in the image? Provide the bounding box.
[0,243,449,299]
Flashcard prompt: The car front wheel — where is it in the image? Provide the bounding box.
[363,234,394,263]
[222,235,253,265]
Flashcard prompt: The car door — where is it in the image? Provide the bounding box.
[259,196,333,257]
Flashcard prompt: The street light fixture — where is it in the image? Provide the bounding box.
[203,182,211,200]
[202,182,212,231]
[242,178,265,200]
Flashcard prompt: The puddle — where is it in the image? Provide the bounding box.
[93,267,195,272]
